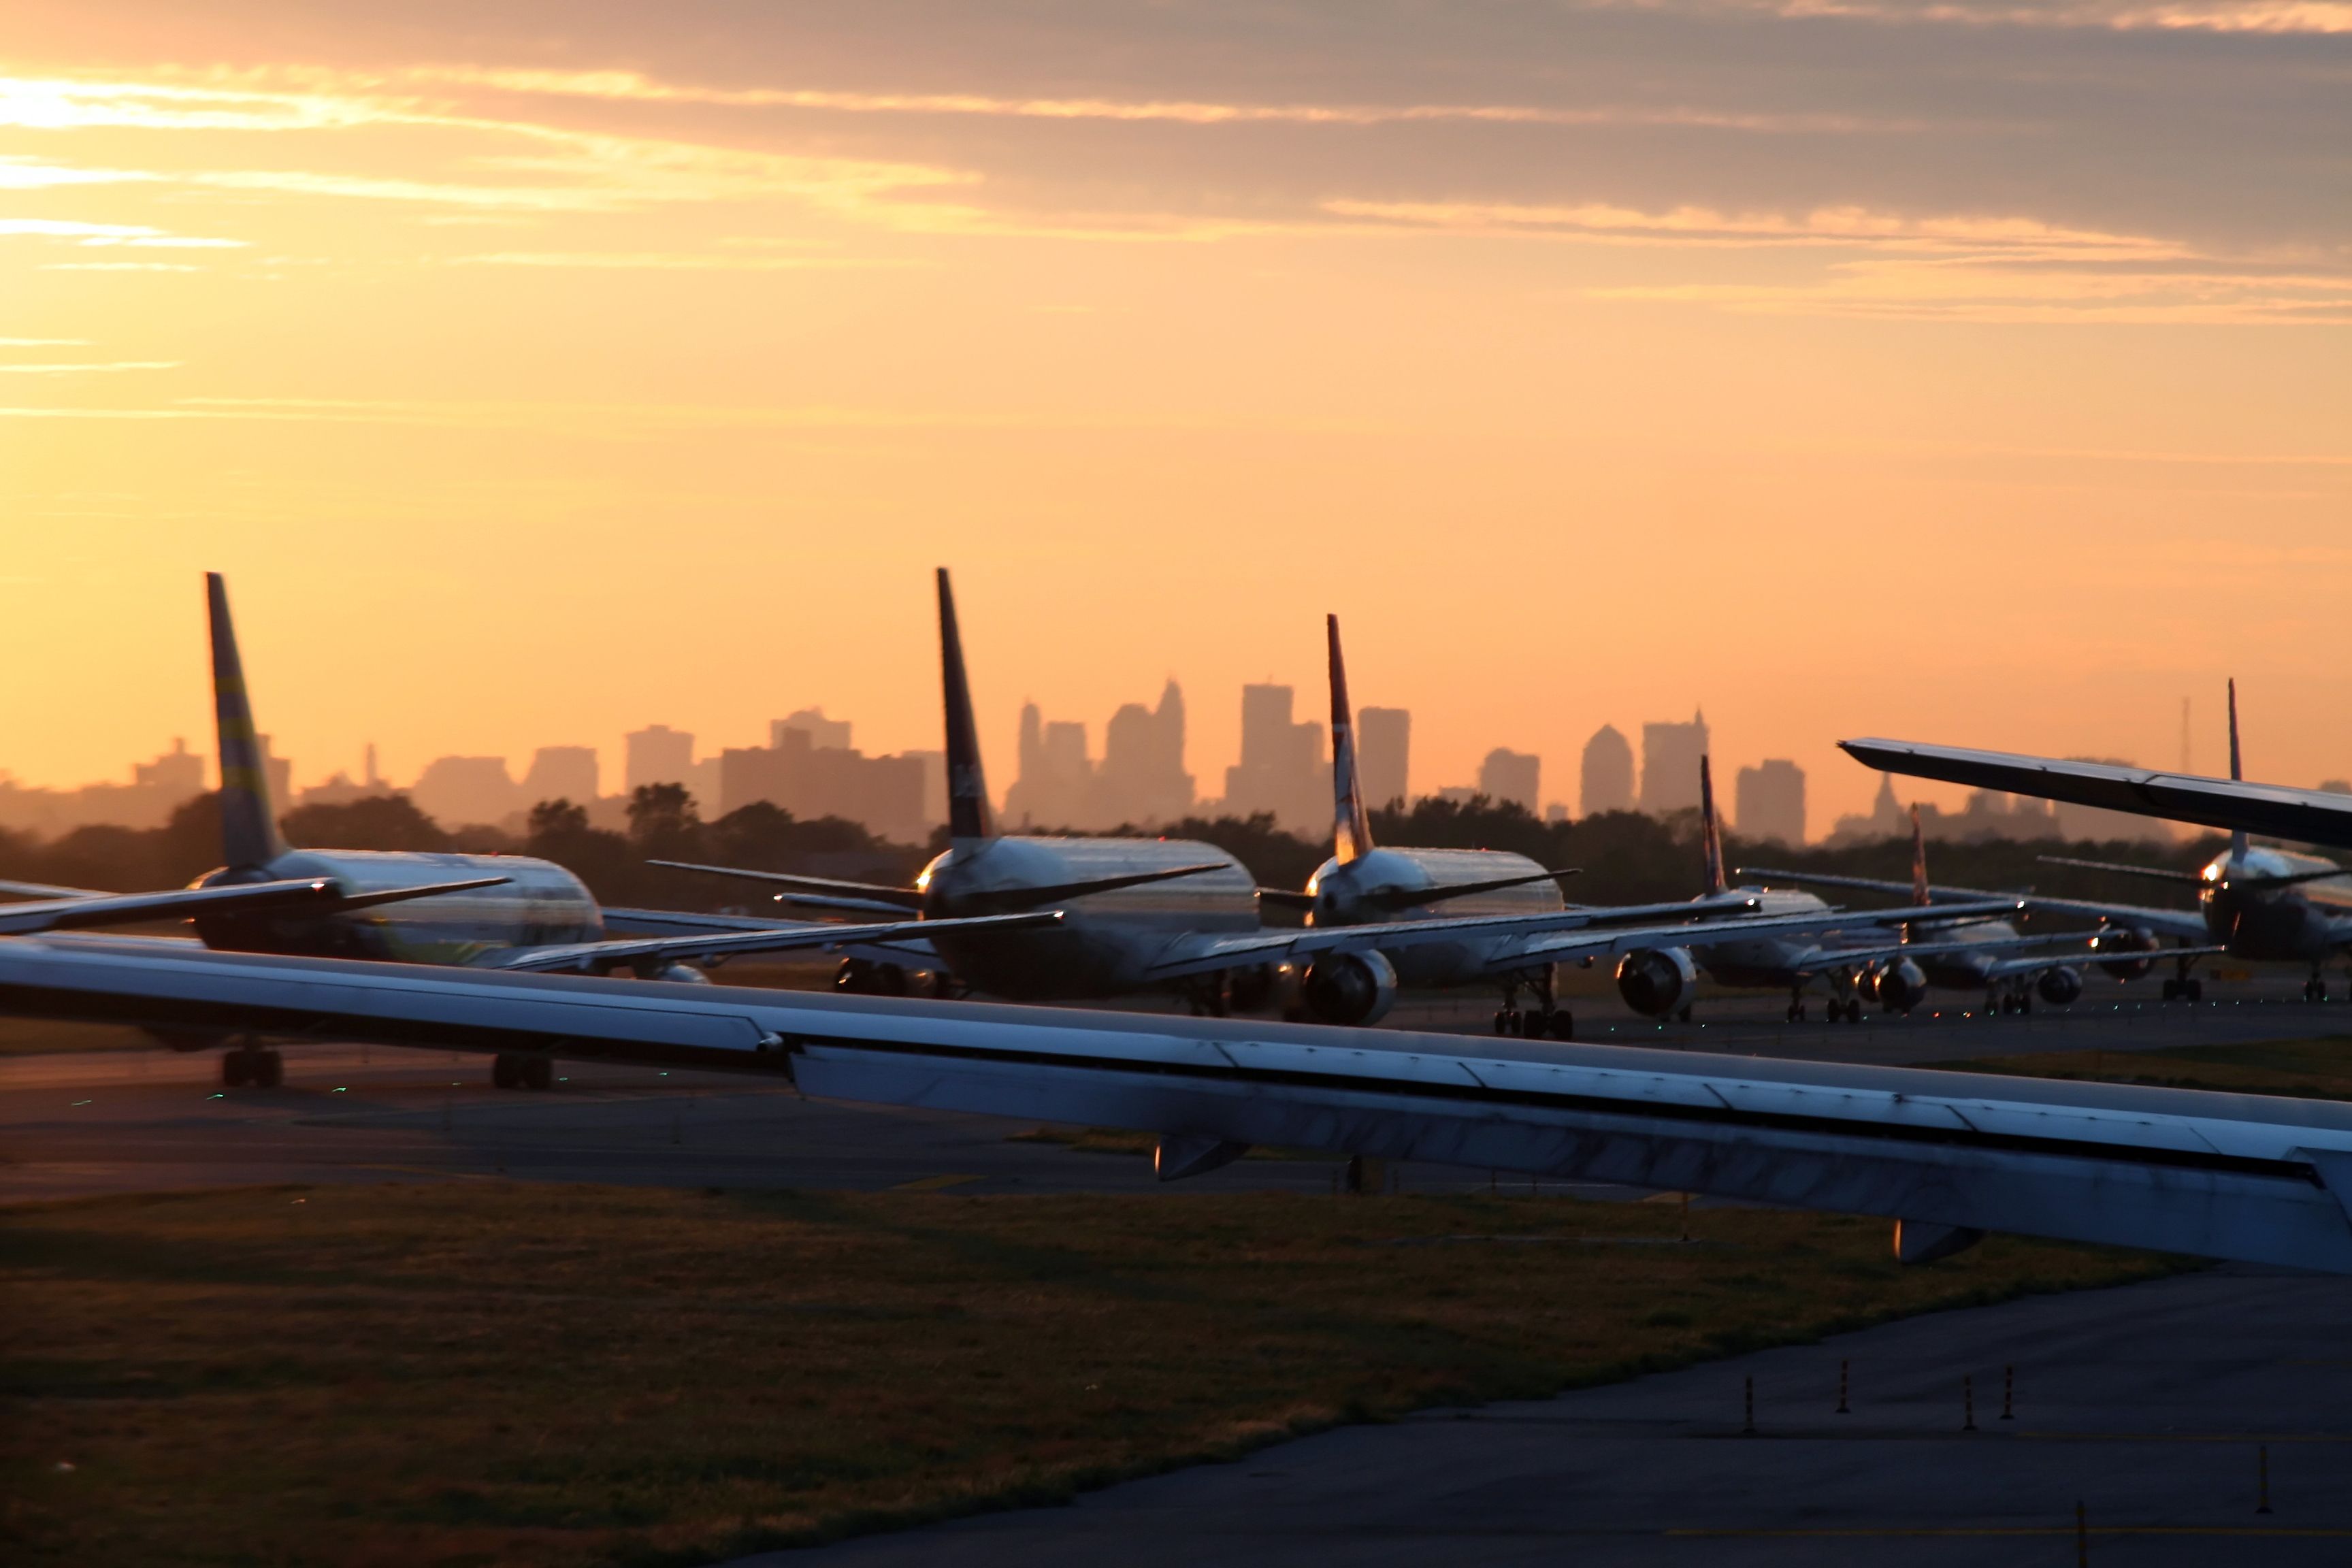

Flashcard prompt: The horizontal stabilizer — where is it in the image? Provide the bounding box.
[949,863,1228,915]
[0,877,112,902]
[487,909,1060,975]
[647,860,924,909]
[1256,887,1317,911]
[2036,856,2205,886]
[326,877,513,912]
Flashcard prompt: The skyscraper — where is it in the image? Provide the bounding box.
[1478,748,1541,813]
[1639,709,1710,815]
[1098,679,1194,826]
[521,745,599,806]
[1580,725,1634,817]
[1223,683,1327,834]
[1358,706,1410,810]
[625,725,694,792]
[1735,760,1806,845]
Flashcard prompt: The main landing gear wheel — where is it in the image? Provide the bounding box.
[1494,1008,1520,1036]
[2306,977,2330,1003]
[220,1047,282,1088]
[1676,1005,1694,1024]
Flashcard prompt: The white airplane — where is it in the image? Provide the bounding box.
[1845,682,2351,1000]
[1740,805,2147,1015]
[10,928,2352,1275]
[0,574,1059,1088]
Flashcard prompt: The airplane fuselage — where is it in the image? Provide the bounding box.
[1306,847,1562,988]
[195,850,603,964]
[2198,847,2352,964]
[918,836,1258,999]
[1688,887,1848,988]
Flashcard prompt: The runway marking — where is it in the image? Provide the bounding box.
[891,1173,983,1192]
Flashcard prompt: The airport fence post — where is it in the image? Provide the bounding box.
[1836,1359,1849,1416]
[2259,1445,2272,1514]
[1963,1374,1975,1431]
[2076,1501,2088,1565]
[2002,1364,2014,1420]
[1679,1190,1690,1242]
[1744,1375,1755,1435]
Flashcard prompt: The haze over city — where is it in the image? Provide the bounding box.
[2,0,2347,823]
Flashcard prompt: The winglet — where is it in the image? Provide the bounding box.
[1910,803,1930,906]
[206,572,288,869]
[1327,614,1373,863]
[2227,677,2248,862]
[1699,755,1727,897]
[936,568,993,842]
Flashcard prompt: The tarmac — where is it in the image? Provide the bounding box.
[753,1265,2352,1567]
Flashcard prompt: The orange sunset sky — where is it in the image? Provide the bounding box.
[2,0,2347,832]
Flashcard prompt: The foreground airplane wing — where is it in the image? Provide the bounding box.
[9,932,2352,1273]
[1842,739,2352,850]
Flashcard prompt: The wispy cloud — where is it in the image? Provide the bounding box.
[0,360,180,373]
[452,250,920,269]
[1592,0,2352,32]
[0,216,244,248]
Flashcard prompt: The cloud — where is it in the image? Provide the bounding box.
[1588,0,2352,31]
[0,360,180,372]
[451,250,920,269]
[0,216,244,248]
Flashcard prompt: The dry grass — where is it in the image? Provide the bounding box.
[2,1183,2178,1567]
[1933,1036,2352,1099]
[0,1017,151,1057]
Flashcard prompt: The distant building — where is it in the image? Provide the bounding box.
[1639,710,1709,815]
[772,708,851,751]
[904,749,947,828]
[1223,683,1327,835]
[1004,704,1093,828]
[1735,760,1807,846]
[717,728,928,842]
[521,746,599,806]
[1580,725,1634,817]
[1436,786,1478,806]
[410,755,517,828]
[1544,802,1570,824]
[1478,748,1541,813]
[1005,681,1194,829]
[1357,706,1411,811]
[625,725,695,792]
[134,737,206,800]
[1828,773,2061,846]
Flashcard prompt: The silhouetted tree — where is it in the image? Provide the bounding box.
[282,794,451,853]
[625,783,701,859]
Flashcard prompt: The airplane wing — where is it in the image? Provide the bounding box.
[1842,739,2352,851]
[1489,898,2034,972]
[480,911,1058,975]
[645,860,925,909]
[10,932,2352,1274]
[0,877,114,900]
[1735,864,2209,945]
[0,875,511,936]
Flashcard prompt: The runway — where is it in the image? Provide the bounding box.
[757,1266,2352,1567]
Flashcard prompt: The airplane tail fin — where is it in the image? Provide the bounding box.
[206,572,288,870]
[1326,614,1373,863]
[936,568,994,841]
[2227,677,2247,862]
[1699,755,1727,897]
[1910,804,1930,906]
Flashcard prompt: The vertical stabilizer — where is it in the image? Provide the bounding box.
[206,572,289,869]
[1699,755,1727,897]
[2226,677,2247,862]
[936,568,994,841]
[1910,804,1930,906]
[1326,615,1373,863]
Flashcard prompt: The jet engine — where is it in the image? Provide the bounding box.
[1614,947,1698,1019]
[2089,925,2159,980]
[1300,950,1399,1027]
[834,958,910,996]
[2036,965,2084,1006]
[1871,957,1928,1013]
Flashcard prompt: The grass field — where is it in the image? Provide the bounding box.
[1,1183,2181,1567]
[0,1017,152,1057]
[1935,1036,2352,1099]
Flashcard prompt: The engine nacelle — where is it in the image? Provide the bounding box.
[834,958,909,996]
[2090,925,2159,981]
[1300,950,1399,1027]
[2036,964,2083,1006]
[1615,947,1698,1019]
[1872,957,1928,1013]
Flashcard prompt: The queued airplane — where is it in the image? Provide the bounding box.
[1260,615,1757,1039]
[0,574,1059,1088]
[1844,683,2351,1000]
[12,924,2352,1275]
[1590,759,2059,1025]
[653,572,1780,1022]
[1740,806,2146,1015]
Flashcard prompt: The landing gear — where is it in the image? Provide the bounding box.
[2306,975,2330,1003]
[220,1045,282,1088]
[1494,970,1573,1040]
[834,958,909,996]
[1188,973,1232,1017]
[1676,1004,1694,1023]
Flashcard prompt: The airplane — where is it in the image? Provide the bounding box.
[11,924,2352,1275]
[1589,758,2057,1025]
[652,571,1791,1024]
[1739,805,2144,1015]
[0,574,1060,1088]
[1844,682,2352,1000]
[1260,615,1759,1039]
